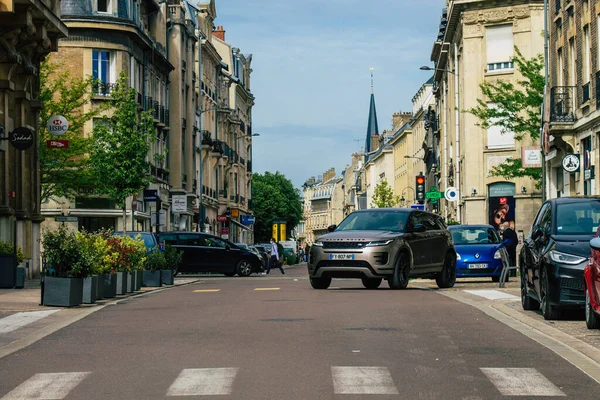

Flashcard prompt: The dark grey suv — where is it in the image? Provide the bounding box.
[307,208,457,290]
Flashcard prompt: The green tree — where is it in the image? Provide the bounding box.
[465,47,543,188]
[251,172,302,242]
[89,73,154,235]
[38,61,107,204]
[370,179,399,208]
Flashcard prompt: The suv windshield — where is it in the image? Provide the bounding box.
[451,227,500,245]
[556,201,600,235]
[335,211,409,232]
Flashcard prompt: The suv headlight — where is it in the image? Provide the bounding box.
[365,240,393,247]
[494,250,502,259]
[549,250,588,265]
[313,241,323,247]
[456,253,461,260]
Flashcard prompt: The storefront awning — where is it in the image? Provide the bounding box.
[228,217,252,231]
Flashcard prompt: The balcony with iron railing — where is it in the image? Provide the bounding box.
[212,139,224,154]
[550,86,577,123]
[220,189,228,198]
[146,96,153,112]
[201,130,212,146]
[240,157,246,167]
[153,100,159,120]
[165,109,170,127]
[92,82,118,97]
[158,105,165,124]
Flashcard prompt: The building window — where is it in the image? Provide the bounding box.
[557,48,563,86]
[486,103,515,149]
[486,24,514,72]
[92,50,113,84]
[584,25,591,103]
[97,0,111,13]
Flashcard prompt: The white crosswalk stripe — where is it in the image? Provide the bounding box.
[166,368,239,396]
[464,290,520,301]
[1,372,91,400]
[331,366,399,395]
[480,368,566,396]
[0,310,60,334]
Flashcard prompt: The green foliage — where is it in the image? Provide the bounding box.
[370,179,399,208]
[89,72,154,231]
[75,231,110,275]
[163,244,182,271]
[144,248,166,272]
[103,234,147,272]
[0,240,25,264]
[465,47,544,188]
[42,225,93,278]
[251,172,302,242]
[38,61,107,204]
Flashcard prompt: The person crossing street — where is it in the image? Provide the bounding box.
[265,238,285,275]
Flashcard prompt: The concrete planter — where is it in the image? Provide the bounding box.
[0,254,16,289]
[96,273,105,299]
[161,270,174,285]
[82,275,98,304]
[126,272,134,293]
[15,266,25,289]
[134,270,142,291]
[104,274,117,298]
[142,270,162,287]
[43,276,83,307]
[116,272,128,295]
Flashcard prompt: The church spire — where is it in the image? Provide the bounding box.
[364,67,379,154]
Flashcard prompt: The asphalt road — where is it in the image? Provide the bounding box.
[0,265,599,399]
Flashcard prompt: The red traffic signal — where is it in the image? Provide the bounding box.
[415,174,426,204]
[416,176,425,185]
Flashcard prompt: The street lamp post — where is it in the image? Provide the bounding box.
[400,186,416,206]
[420,64,460,223]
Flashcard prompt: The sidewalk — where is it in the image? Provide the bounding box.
[0,277,201,360]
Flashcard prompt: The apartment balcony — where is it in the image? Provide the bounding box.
[212,139,224,154]
[158,105,165,124]
[201,130,212,146]
[146,96,153,112]
[165,109,170,127]
[92,82,117,97]
[219,189,228,199]
[153,100,159,121]
[550,86,576,123]
[239,156,246,167]
[230,194,240,204]
[240,120,246,134]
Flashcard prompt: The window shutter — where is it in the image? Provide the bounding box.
[486,103,515,149]
[486,25,513,65]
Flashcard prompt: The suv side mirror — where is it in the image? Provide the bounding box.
[327,224,337,232]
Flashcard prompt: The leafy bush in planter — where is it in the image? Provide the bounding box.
[42,225,93,278]
[144,248,166,271]
[0,240,25,265]
[76,231,112,275]
[163,244,182,271]
[104,234,147,272]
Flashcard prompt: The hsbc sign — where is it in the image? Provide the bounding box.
[47,115,69,136]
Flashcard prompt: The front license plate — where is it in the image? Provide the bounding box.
[329,254,355,261]
[468,263,488,269]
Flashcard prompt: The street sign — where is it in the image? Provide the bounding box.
[231,208,239,217]
[445,187,458,202]
[172,195,187,213]
[55,216,78,223]
[410,204,425,210]
[46,140,69,149]
[221,227,229,235]
[47,115,69,136]
[240,215,255,225]
[425,191,443,199]
[143,189,158,201]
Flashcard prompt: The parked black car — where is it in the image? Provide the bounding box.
[157,232,263,276]
[520,197,600,320]
[307,208,457,290]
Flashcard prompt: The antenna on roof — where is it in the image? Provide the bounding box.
[370,67,374,94]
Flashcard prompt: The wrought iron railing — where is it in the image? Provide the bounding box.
[92,82,117,96]
[146,96,153,112]
[550,86,576,123]
[159,105,165,123]
[201,130,212,145]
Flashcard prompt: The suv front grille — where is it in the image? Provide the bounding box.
[322,241,367,249]
[559,277,584,291]
[316,260,371,268]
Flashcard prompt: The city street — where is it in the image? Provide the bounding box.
[0,265,599,399]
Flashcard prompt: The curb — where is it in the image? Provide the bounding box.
[0,279,201,361]
[437,290,600,385]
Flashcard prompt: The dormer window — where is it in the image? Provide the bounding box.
[97,0,111,13]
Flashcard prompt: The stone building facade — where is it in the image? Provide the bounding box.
[0,0,67,277]
[431,0,543,231]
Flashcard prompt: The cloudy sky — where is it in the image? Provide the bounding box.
[216,0,442,188]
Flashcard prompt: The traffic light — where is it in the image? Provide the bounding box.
[415,174,425,204]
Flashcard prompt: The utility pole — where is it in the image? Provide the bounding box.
[541,0,549,201]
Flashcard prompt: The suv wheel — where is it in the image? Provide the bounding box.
[435,252,457,289]
[389,252,410,290]
[541,269,560,320]
[361,278,382,289]
[236,260,252,277]
[310,277,331,289]
[520,265,539,311]
[585,288,600,329]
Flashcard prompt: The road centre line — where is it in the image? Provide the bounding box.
[193,289,221,293]
[254,288,280,291]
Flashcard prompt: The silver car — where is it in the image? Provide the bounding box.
[307,208,456,290]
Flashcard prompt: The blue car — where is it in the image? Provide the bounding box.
[111,231,158,252]
[449,225,509,282]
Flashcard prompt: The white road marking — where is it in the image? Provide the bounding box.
[2,372,91,399]
[166,368,238,396]
[331,366,399,395]
[0,310,60,334]
[480,368,566,396]
[464,290,519,301]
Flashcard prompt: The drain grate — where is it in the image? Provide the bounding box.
[344,327,400,332]
[260,318,313,322]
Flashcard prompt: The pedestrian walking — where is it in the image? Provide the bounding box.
[266,238,285,275]
[501,222,518,277]
[304,242,310,262]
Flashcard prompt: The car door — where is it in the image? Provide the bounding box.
[430,215,451,268]
[405,211,430,270]
[204,236,237,273]
[530,203,553,296]
[177,233,207,273]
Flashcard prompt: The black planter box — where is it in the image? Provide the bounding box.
[43,277,83,307]
[82,275,98,304]
[161,269,174,285]
[116,272,127,295]
[104,274,117,298]
[0,254,16,289]
[96,273,105,299]
[142,270,162,287]
[135,270,142,290]
[126,272,134,293]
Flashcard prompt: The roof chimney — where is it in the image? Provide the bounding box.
[214,25,225,41]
